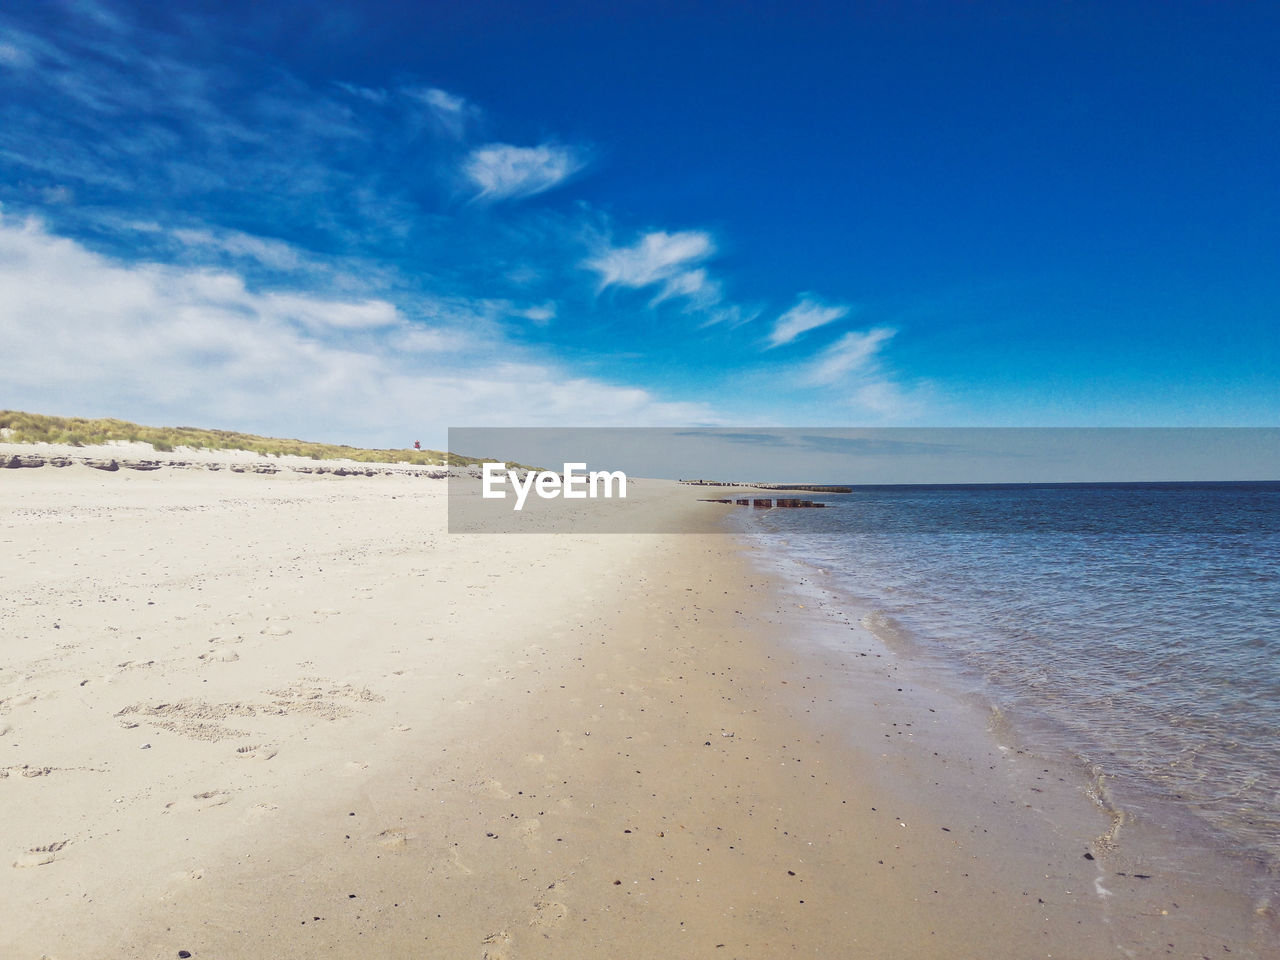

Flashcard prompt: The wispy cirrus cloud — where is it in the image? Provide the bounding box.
[584,229,722,308]
[334,82,480,139]
[464,143,584,201]
[807,328,896,384]
[262,294,402,331]
[404,86,477,138]
[0,7,508,260]
[0,18,366,222]
[767,296,850,348]
[0,39,34,69]
[171,227,306,271]
[588,230,711,287]
[516,302,557,325]
[800,325,923,418]
[334,81,389,105]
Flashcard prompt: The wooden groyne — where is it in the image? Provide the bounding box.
[699,498,828,509]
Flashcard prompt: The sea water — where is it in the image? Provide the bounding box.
[737,482,1280,884]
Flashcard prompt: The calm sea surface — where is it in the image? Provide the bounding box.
[737,482,1280,875]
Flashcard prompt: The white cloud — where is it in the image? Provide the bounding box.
[172,227,305,271]
[0,39,34,69]
[0,215,713,444]
[464,143,583,201]
[588,230,711,287]
[263,294,401,331]
[584,230,728,309]
[852,380,917,416]
[403,86,476,138]
[767,296,850,348]
[807,328,896,385]
[795,326,924,418]
[41,184,74,205]
[701,304,760,329]
[515,302,556,325]
[390,327,470,354]
[414,87,464,114]
[650,267,721,307]
[335,81,389,105]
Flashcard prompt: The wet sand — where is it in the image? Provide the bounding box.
[1,458,1272,958]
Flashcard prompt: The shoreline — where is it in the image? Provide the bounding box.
[1,464,1273,957]
[732,513,1278,953]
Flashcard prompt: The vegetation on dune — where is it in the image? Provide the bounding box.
[0,411,497,467]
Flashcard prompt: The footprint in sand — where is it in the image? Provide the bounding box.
[5,692,39,709]
[13,840,68,868]
[165,790,233,813]
[341,761,369,777]
[519,818,542,853]
[199,649,240,663]
[192,790,232,809]
[483,779,512,800]
[261,625,292,637]
[234,744,278,761]
[0,723,14,738]
[480,930,512,960]
[243,803,278,823]
[530,896,567,928]
[376,828,413,850]
[159,868,206,900]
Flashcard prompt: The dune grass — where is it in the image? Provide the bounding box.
[0,411,501,467]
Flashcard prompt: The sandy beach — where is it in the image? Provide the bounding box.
[2,451,1272,959]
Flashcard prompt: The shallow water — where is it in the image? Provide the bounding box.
[738,482,1280,881]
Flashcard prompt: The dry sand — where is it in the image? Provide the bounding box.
[1,454,1272,958]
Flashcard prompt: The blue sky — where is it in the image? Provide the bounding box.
[2,0,1276,447]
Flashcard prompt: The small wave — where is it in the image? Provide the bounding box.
[1084,764,1127,853]
[859,609,914,653]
